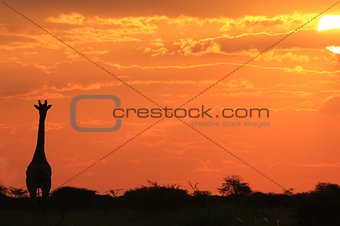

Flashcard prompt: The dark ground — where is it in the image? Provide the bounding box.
[1,184,340,226]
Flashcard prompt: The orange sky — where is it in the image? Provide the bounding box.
[1,0,340,194]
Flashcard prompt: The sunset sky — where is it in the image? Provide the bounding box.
[1,0,340,194]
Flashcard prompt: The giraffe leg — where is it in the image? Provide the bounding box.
[27,186,38,213]
[28,187,37,200]
[41,187,50,215]
[36,188,41,205]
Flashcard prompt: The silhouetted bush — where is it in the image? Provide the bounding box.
[314,182,340,194]
[0,185,8,199]
[188,182,211,198]
[123,181,190,211]
[51,186,97,209]
[8,187,28,198]
[0,185,32,210]
[188,182,212,206]
[295,183,340,226]
[297,192,340,226]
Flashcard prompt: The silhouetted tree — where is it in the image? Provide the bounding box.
[218,175,252,196]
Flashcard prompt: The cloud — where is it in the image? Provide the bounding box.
[31,122,67,131]
[320,96,340,113]
[175,38,223,56]
[260,49,310,63]
[47,14,163,40]
[195,160,245,174]
[174,29,340,56]
[62,157,104,170]
[219,13,317,34]
[0,62,49,97]
[46,13,85,25]
[141,38,171,57]
[41,13,325,53]
[108,61,339,75]
[50,82,120,92]
[63,27,143,43]
[0,81,121,101]
[290,162,340,168]
[0,34,37,45]
[1,11,337,71]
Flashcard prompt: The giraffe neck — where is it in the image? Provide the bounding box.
[33,114,47,162]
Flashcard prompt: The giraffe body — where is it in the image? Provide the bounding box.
[26,159,52,199]
[26,100,52,201]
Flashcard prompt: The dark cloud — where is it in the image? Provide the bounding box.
[6,0,338,18]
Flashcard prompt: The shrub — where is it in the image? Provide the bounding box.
[123,181,190,211]
[51,186,96,209]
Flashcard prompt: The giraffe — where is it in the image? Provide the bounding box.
[26,100,52,203]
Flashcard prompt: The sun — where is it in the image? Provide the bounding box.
[318,15,340,54]
[318,15,340,31]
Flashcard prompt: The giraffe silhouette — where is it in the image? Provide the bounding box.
[26,100,52,204]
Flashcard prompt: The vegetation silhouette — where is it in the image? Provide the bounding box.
[122,181,189,211]
[296,182,340,226]
[1,178,340,225]
[51,186,97,209]
[218,175,252,196]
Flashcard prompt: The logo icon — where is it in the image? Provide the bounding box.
[70,95,121,132]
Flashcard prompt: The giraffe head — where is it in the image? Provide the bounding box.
[34,100,52,118]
